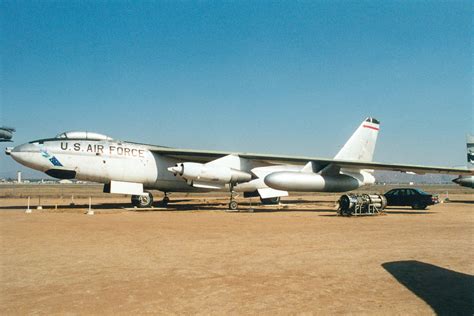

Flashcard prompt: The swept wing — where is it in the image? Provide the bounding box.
[140,145,472,176]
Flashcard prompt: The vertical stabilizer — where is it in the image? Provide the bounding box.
[466,134,474,169]
[334,117,380,162]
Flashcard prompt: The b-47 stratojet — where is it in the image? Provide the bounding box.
[6,118,472,209]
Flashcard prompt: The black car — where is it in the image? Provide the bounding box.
[384,188,439,210]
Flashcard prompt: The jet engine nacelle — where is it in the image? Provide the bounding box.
[0,127,14,141]
[264,171,361,192]
[168,162,252,184]
[452,175,474,188]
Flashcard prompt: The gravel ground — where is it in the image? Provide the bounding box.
[0,185,473,315]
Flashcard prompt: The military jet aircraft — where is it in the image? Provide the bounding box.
[6,118,472,209]
[452,134,474,188]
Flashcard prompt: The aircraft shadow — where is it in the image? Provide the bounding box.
[447,200,474,204]
[162,199,192,203]
[170,203,334,213]
[232,202,336,213]
[242,208,333,213]
[0,199,195,211]
[384,210,435,215]
[0,202,334,213]
[281,199,335,205]
[0,203,133,210]
[318,210,434,217]
[382,260,474,315]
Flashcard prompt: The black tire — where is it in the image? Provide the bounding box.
[229,201,238,210]
[341,208,352,216]
[162,196,170,206]
[412,203,427,210]
[260,197,280,205]
[131,191,154,208]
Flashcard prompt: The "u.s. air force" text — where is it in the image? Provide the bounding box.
[60,142,145,158]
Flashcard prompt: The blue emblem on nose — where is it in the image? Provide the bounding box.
[49,156,63,167]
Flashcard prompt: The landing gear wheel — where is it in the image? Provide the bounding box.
[260,197,281,205]
[131,191,154,208]
[227,184,238,211]
[162,196,170,206]
[229,200,238,210]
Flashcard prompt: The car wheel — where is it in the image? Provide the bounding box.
[412,203,427,210]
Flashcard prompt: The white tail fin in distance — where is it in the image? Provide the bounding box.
[334,117,380,162]
[466,134,474,169]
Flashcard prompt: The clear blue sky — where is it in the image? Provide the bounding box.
[0,1,472,178]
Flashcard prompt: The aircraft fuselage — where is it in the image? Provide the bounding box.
[9,139,202,192]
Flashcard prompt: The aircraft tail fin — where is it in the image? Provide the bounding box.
[466,134,474,169]
[334,117,380,162]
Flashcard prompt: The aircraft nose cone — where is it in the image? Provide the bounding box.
[10,143,40,158]
[9,143,43,170]
[452,176,474,188]
[264,172,292,190]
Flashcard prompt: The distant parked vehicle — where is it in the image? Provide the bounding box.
[384,188,439,210]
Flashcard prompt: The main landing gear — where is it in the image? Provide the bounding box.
[162,193,170,207]
[131,191,154,208]
[131,192,172,208]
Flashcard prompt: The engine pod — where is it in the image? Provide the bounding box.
[264,171,360,192]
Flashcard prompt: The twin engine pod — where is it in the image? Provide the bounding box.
[338,193,387,216]
[168,162,252,184]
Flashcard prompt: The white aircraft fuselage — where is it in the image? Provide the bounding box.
[6,118,471,209]
[10,139,207,192]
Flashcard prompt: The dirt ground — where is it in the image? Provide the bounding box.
[0,184,473,315]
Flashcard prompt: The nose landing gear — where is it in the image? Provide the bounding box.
[228,184,238,211]
[229,199,238,210]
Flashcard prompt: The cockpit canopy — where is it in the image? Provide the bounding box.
[55,131,114,141]
[365,117,380,124]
